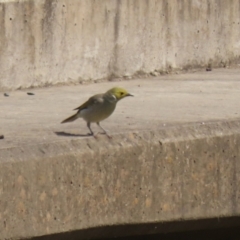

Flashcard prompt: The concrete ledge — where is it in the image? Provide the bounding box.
[1,70,240,239]
[1,120,240,240]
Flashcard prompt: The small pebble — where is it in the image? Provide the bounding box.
[27,92,35,95]
[4,93,9,97]
[0,135,4,139]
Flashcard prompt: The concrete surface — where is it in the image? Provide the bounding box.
[1,0,240,90]
[1,68,240,148]
[0,69,240,240]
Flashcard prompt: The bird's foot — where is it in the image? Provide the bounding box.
[89,131,111,139]
[88,132,98,139]
[106,134,112,139]
[92,132,99,139]
[93,134,99,139]
[103,131,112,139]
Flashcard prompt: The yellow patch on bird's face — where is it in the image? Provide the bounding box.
[107,87,133,100]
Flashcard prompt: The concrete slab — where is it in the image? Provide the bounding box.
[1,0,240,90]
[1,68,240,149]
[1,68,240,240]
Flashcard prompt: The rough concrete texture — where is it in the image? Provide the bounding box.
[1,0,240,90]
[0,69,240,240]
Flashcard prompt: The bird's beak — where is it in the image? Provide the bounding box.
[127,93,134,97]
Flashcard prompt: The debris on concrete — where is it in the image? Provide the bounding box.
[206,63,212,71]
[150,71,159,76]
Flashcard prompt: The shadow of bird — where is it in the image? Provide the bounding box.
[54,131,91,137]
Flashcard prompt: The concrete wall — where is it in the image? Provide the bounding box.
[0,0,240,90]
[1,120,240,240]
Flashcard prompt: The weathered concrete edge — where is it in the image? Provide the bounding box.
[1,119,240,240]
[1,119,240,161]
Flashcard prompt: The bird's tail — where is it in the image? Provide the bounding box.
[61,113,78,123]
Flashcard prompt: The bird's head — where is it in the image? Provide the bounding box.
[106,87,133,101]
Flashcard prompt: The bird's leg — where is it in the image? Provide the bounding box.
[97,122,112,138]
[87,122,94,135]
[96,122,107,134]
[87,122,99,138]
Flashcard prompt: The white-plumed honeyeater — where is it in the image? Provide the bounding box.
[61,87,133,137]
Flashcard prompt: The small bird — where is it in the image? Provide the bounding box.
[61,87,133,137]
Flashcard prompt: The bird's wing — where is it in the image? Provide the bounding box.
[73,94,104,111]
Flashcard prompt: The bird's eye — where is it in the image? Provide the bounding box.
[120,92,124,96]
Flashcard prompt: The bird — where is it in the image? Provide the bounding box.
[61,87,133,137]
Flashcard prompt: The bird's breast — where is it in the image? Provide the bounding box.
[78,101,116,122]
